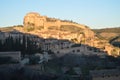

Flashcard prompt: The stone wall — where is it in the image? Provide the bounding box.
[24,12,89,30]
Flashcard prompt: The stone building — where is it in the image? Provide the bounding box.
[41,38,106,57]
[24,12,47,30]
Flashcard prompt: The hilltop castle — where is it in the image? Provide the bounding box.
[23,12,95,40]
[24,12,88,30]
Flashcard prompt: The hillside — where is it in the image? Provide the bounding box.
[93,27,120,33]
[0,25,23,32]
[0,27,14,32]
[0,12,95,45]
[93,27,120,40]
[22,12,95,43]
[0,12,120,56]
[93,27,120,48]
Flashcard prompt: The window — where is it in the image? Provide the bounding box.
[61,47,63,49]
[57,51,59,54]
[116,75,119,77]
[102,76,104,78]
[72,50,75,53]
[67,46,69,48]
[108,75,110,77]
[77,50,80,52]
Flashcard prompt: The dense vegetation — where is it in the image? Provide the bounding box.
[0,66,55,80]
[0,35,41,56]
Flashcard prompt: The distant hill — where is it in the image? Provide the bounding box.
[93,27,120,47]
[0,27,14,32]
[93,27,120,40]
[0,25,23,32]
[93,27,120,33]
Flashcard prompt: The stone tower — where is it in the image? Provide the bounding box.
[24,12,46,30]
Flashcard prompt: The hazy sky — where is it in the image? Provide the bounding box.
[0,0,120,29]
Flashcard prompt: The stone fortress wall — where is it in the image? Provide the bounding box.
[24,12,88,30]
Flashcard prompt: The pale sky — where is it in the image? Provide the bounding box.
[0,0,120,29]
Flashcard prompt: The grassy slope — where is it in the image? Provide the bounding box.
[0,27,14,32]
[93,27,120,40]
[0,25,23,32]
[93,27,120,47]
[93,27,120,34]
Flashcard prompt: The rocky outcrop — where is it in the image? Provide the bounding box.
[23,12,95,41]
